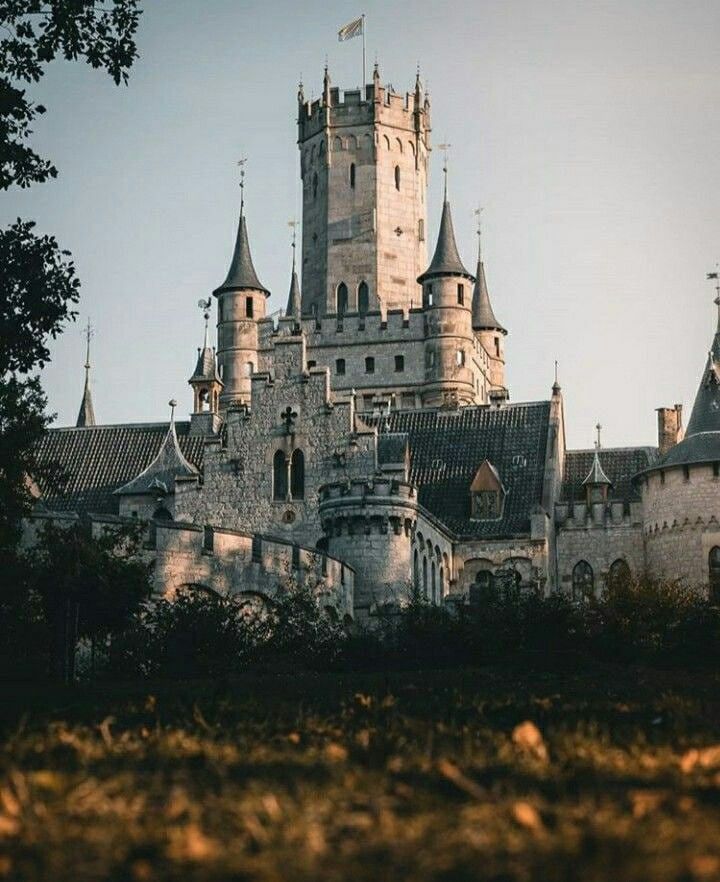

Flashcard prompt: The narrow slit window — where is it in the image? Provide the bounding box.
[246,296,254,318]
[349,163,356,188]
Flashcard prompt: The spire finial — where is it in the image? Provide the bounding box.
[197,297,211,349]
[438,142,451,199]
[236,156,247,216]
[595,422,602,450]
[474,205,484,262]
[554,360,559,385]
[169,398,177,426]
[83,318,94,375]
[708,265,720,331]
[288,219,298,268]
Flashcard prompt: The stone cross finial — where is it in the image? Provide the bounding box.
[281,406,298,434]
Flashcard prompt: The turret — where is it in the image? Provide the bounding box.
[189,299,223,435]
[418,195,476,407]
[472,235,508,401]
[213,193,269,409]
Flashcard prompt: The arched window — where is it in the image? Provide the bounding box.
[349,162,356,188]
[709,547,720,602]
[439,566,444,598]
[431,561,436,603]
[572,560,594,601]
[358,281,369,315]
[312,172,318,199]
[273,450,287,501]
[336,282,348,315]
[290,449,305,500]
[607,559,631,590]
[422,557,428,596]
[394,165,400,190]
[413,549,419,591]
[336,358,346,375]
[246,295,254,318]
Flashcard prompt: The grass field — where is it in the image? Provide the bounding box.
[2,664,720,881]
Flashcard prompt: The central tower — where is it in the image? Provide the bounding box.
[297,66,431,317]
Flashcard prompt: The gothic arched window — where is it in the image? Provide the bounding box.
[413,549,419,591]
[290,449,305,500]
[273,450,287,501]
[431,561,436,603]
[349,162,356,189]
[394,165,400,191]
[607,558,631,590]
[422,557,428,596]
[572,560,595,601]
[337,282,348,316]
[358,281,369,315]
[709,547,720,602]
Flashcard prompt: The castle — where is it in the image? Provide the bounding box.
[31,67,720,620]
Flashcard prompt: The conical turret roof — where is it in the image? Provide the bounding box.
[189,317,221,384]
[286,263,302,319]
[418,200,473,283]
[640,305,720,473]
[213,212,269,297]
[472,259,506,334]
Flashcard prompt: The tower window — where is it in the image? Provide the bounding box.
[457,284,464,305]
[456,350,465,367]
[246,296,254,318]
[336,358,346,375]
[290,448,305,500]
[336,282,348,316]
[495,337,500,357]
[273,449,287,501]
[572,560,595,601]
[426,284,433,307]
[365,356,375,374]
[418,219,425,241]
[349,162,356,188]
[358,281,369,315]
[394,165,400,190]
[394,354,405,373]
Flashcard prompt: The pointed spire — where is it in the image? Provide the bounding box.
[76,319,96,427]
[582,425,612,487]
[213,198,269,297]
[115,399,198,497]
[285,221,302,319]
[471,208,505,333]
[190,299,220,383]
[297,77,305,105]
[552,360,561,396]
[323,63,331,105]
[685,276,720,437]
[418,197,472,283]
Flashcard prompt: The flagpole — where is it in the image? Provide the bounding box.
[362,13,366,88]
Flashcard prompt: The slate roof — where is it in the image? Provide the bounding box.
[472,259,506,334]
[286,264,302,318]
[369,402,551,538]
[562,447,657,504]
[213,212,269,297]
[189,346,220,383]
[115,419,199,496]
[76,374,96,427]
[582,449,612,486]
[34,422,205,515]
[418,200,473,283]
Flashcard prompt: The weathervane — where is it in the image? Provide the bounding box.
[474,205,484,261]
[237,156,247,213]
[83,318,94,374]
[288,219,298,265]
[438,141,451,196]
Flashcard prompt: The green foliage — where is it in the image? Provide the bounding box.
[0,0,141,189]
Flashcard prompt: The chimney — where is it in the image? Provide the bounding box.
[656,404,684,455]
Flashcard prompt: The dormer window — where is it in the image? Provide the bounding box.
[470,460,505,521]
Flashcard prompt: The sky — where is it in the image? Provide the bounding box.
[3,0,720,449]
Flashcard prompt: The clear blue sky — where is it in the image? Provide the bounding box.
[3,0,720,448]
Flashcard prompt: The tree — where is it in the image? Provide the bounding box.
[0,1,141,552]
[23,519,151,682]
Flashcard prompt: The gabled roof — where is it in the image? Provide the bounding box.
[418,200,473,283]
[367,402,551,538]
[470,459,505,493]
[472,259,506,334]
[114,414,199,496]
[33,422,204,514]
[213,212,269,297]
[582,449,612,487]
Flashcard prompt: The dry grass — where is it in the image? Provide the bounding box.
[2,665,720,881]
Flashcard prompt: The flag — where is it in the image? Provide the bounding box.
[709,272,719,280]
[338,16,363,41]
